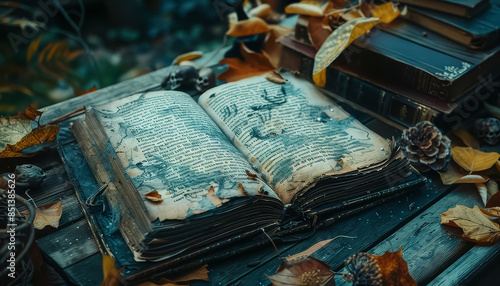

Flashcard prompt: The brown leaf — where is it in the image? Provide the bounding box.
[476,180,499,206]
[308,16,332,51]
[17,104,43,121]
[265,71,286,84]
[480,207,500,217]
[438,162,489,185]
[0,124,60,158]
[268,258,334,286]
[440,205,500,244]
[170,264,210,283]
[74,85,98,97]
[238,183,248,196]
[487,187,500,208]
[286,239,335,264]
[285,2,324,17]
[368,248,417,286]
[145,191,163,202]
[226,17,270,37]
[172,51,203,65]
[370,2,399,24]
[451,147,500,172]
[101,254,123,286]
[249,3,272,18]
[218,42,275,82]
[22,201,63,230]
[264,25,293,68]
[246,170,258,180]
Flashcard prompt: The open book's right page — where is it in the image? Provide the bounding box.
[199,74,391,204]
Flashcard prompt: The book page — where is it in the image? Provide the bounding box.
[199,74,391,203]
[92,91,278,221]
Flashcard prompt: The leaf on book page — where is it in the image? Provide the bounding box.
[22,201,63,230]
[172,51,203,65]
[438,162,489,185]
[226,17,270,37]
[451,147,500,172]
[74,85,98,97]
[370,2,399,24]
[265,71,286,84]
[205,185,229,207]
[480,207,500,217]
[268,258,335,286]
[218,42,275,82]
[101,254,123,286]
[476,180,498,206]
[312,17,380,87]
[285,2,324,17]
[368,248,417,286]
[238,183,248,196]
[145,191,163,202]
[0,124,60,158]
[246,170,258,180]
[440,205,500,244]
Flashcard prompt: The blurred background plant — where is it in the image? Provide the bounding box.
[0,0,230,116]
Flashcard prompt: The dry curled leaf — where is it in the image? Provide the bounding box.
[0,124,60,158]
[135,265,209,286]
[17,105,43,121]
[285,2,324,17]
[480,207,500,217]
[246,170,258,180]
[218,42,275,82]
[451,147,500,172]
[438,162,489,185]
[145,191,163,202]
[101,254,123,286]
[264,25,293,68]
[268,258,334,286]
[172,51,203,65]
[227,17,270,37]
[313,17,380,87]
[370,2,399,24]
[476,180,498,206]
[265,71,286,84]
[74,85,98,97]
[440,205,500,244]
[249,3,272,18]
[368,248,416,286]
[22,201,63,230]
[205,185,229,207]
[450,128,480,149]
[487,188,500,208]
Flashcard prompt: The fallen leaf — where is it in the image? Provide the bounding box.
[74,85,98,97]
[249,3,272,18]
[17,104,43,121]
[438,162,489,185]
[0,117,32,150]
[101,254,122,286]
[480,207,500,217]
[265,71,286,84]
[22,201,63,230]
[246,170,258,180]
[371,2,399,24]
[268,258,334,286]
[450,128,480,149]
[238,183,248,196]
[368,248,416,286]
[226,17,270,37]
[145,191,163,202]
[487,186,500,208]
[308,16,332,50]
[286,239,335,264]
[171,51,203,65]
[218,42,275,82]
[451,147,500,172]
[136,265,209,285]
[0,124,60,158]
[440,205,500,244]
[476,180,498,206]
[313,17,380,87]
[285,2,324,17]
[205,185,228,207]
[264,25,294,68]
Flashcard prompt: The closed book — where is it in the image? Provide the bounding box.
[401,5,500,50]
[397,0,490,18]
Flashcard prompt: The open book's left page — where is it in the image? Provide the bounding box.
[90,91,279,221]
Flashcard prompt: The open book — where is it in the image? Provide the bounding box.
[71,73,424,275]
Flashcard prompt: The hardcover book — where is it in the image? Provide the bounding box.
[67,74,424,282]
[397,0,490,18]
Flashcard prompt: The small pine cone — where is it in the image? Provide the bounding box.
[398,121,452,172]
[344,253,382,286]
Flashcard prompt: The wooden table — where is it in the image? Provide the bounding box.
[5,62,500,285]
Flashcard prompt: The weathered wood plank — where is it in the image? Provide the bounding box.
[64,252,104,286]
[37,219,100,269]
[210,177,453,285]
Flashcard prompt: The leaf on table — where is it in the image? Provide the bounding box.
[268,258,335,286]
[226,17,270,37]
[101,254,123,286]
[218,42,275,82]
[285,239,335,264]
[476,180,499,206]
[368,248,417,286]
[487,185,500,208]
[74,85,98,97]
[172,51,203,65]
[450,128,480,149]
[205,185,229,207]
[285,2,324,17]
[480,207,500,217]
[370,2,399,24]
[136,264,210,285]
[21,201,63,230]
[451,147,500,172]
[0,117,33,150]
[145,191,163,202]
[265,71,286,84]
[438,161,489,185]
[440,205,500,244]
[0,124,60,158]
[312,17,380,87]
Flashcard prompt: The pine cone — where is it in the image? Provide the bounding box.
[344,253,382,286]
[398,121,452,172]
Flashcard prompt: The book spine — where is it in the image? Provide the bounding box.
[282,46,437,128]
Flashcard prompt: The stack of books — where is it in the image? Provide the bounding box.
[279,0,500,130]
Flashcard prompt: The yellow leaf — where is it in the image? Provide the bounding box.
[451,147,500,172]
[285,2,324,17]
[0,124,60,158]
[313,17,380,87]
[450,128,480,149]
[440,205,500,244]
[438,162,489,185]
[248,3,272,18]
[371,2,399,24]
[172,51,203,65]
[226,17,270,37]
[22,201,62,230]
[101,254,122,286]
[27,35,42,63]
